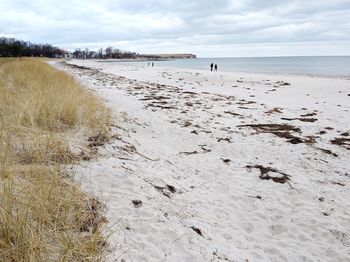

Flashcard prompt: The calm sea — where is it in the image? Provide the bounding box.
[115,56,350,77]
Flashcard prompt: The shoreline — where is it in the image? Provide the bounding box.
[71,57,350,80]
[108,62,350,80]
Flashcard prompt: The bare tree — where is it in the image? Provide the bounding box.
[105,46,113,58]
[98,48,103,59]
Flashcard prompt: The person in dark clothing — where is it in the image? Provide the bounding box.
[214,64,218,71]
[210,63,213,71]
[152,62,154,67]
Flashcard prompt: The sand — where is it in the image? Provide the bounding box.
[52,60,350,262]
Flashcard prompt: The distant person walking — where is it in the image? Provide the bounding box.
[152,62,154,67]
[148,62,150,66]
[214,64,218,71]
[210,63,213,71]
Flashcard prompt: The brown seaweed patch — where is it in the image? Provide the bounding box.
[139,95,171,101]
[331,137,350,150]
[317,148,338,157]
[300,112,317,117]
[238,123,300,132]
[147,103,177,110]
[265,108,283,114]
[246,165,291,184]
[224,111,241,116]
[238,123,303,144]
[281,117,318,123]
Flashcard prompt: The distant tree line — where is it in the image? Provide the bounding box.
[1,37,144,59]
[0,37,63,57]
[72,47,138,59]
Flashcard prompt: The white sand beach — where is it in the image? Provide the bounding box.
[53,60,350,262]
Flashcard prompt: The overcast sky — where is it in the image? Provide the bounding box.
[1,0,350,57]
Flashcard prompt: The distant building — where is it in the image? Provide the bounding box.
[54,50,72,58]
[63,51,73,58]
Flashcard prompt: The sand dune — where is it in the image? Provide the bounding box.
[53,60,350,262]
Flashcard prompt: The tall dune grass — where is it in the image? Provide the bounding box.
[0,58,110,261]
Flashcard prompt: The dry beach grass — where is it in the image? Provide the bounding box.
[0,58,110,261]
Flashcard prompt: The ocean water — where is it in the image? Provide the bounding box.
[115,56,350,77]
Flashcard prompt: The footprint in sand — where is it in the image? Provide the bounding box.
[269,224,287,235]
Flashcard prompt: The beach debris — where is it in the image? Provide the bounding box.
[154,186,171,198]
[224,111,241,116]
[132,200,143,208]
[143,179,177,198]
[179,150,198,155]
[281,117,318,123]
[300,112,317,117]
[238,106,256,110]
[276,81,291,86]
[217,137,232,143]
[153,184,177,198]
[182,91,198,95]
[246,165,291,184]
[166,184,176,193]
[180,145,211,155]
[330,137,350,150]
[190,226,203,236]
[199,145,212,153]
[299,118,318,122]
[236,100,256,106]
[121,145,137,154]
[147,103,177,110]
[317,148,338,157]
[88,133,109,147]
[182,121,192,127]
[191,130,198,135]
[238,122,317,144]
[330,181,345,186]
[238,123,304,144]
[139,95,171,101]
[249,195,263,200]
[288,137,303,144]
[212,251,235,262]
[221,158,231,164]
[265,107,283,114]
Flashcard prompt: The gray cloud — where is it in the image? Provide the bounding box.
[0,0,349,56]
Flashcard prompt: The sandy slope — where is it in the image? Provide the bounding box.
[53,60,350,262]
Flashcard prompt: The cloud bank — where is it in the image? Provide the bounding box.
[1,0,350,56]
